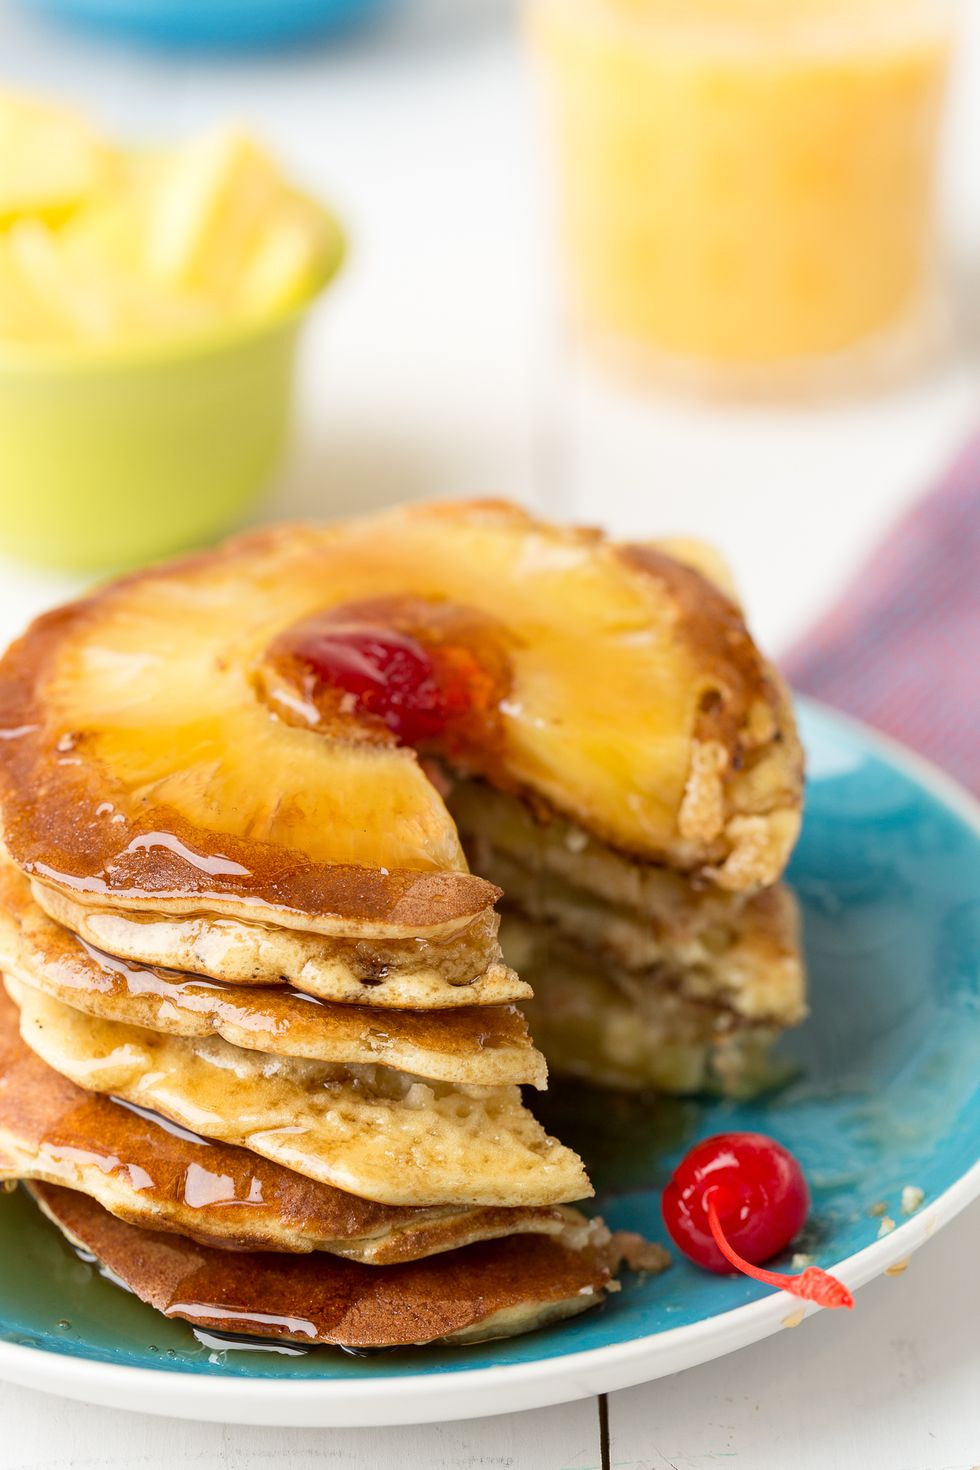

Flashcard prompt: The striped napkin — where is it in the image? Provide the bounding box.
[783,435,979,795]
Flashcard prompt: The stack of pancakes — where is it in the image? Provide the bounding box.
[0,868,622,1347]
[0,986,621,1354]
[0,803,632,1348]
[0,499,801,1349]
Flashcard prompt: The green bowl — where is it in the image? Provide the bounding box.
[0,224,344,572]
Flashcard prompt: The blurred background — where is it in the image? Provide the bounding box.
[0,0,977,667]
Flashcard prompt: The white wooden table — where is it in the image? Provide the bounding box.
[0,0,977,1463]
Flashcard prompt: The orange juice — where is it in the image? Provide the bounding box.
[527,0,953,390]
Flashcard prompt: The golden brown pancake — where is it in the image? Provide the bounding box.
[0,502,802,944]
[28,883,529,1007]
[450,776,805,1096]
[452,780,806,1026]
[13,983,590,1208]
[0,991,576,1263]
[29,1182,618,1349]
[507,915,787,1095]
[0,865,545,1088]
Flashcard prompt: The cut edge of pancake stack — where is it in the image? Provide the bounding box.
[451,781,806,1098]
[0,498,806,1350]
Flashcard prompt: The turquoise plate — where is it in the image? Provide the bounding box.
[0,700,976,1425]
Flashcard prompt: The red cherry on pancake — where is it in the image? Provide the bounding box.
[293,623,450,746]
[662,1132,853,1309]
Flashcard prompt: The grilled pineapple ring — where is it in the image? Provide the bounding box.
[0,501,802,928]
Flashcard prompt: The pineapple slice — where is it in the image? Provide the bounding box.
[0,503,801,927]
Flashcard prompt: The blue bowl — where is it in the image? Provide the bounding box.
[21,0,400,49]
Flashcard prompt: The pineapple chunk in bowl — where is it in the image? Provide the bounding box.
[0,113,344,572]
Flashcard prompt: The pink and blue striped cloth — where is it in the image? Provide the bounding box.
[783,434,979,795]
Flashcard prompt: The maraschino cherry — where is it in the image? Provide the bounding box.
[662,1132,853,1310]
[293,622,450,746]
[269,595,511,757]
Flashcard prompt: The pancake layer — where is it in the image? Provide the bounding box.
[506,917,785,1095]
[13,983,589,1208]
[453,780,806,1027]
[0,990,575,1263]
[454,775,805,1095]
[29,883,529,1006]
[0,866,545,1088]
[31,1182,619,1349]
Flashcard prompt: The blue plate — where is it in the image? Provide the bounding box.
[0,699,976,1425]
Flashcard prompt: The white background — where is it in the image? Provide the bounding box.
[0,0,977,1464]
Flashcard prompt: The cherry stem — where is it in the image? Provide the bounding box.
[705,1194,854,1310]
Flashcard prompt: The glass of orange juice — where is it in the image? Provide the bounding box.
[525,0,955,395]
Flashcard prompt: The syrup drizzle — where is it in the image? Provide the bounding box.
[0,1007,467,1245]
[122,834,251,877]
[169,1301,319,1339]
[191,1327,310,1358]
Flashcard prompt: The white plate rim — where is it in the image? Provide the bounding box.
[0,701,976,1427]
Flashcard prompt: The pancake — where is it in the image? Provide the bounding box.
[452,775,804,1095]
[30,1182,619,1349]
[507,916,786,1095]
[0,503,803,945]
[0,992,575,1262]
[30,880,529,1008]
[13,983,590,1208]
[453,780,806,1025]
[0,866,545,1088]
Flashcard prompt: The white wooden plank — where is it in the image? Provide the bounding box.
[607,1198,980,1470]
[0,1387,601,1470]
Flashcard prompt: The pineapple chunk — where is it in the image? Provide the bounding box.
[59,155,154,279]
[145,130,284,300]
[0,99,338,347]
[1,215,217,346]
[236,192,340,316]
[4,221,105,340]
[0,92,117,225]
